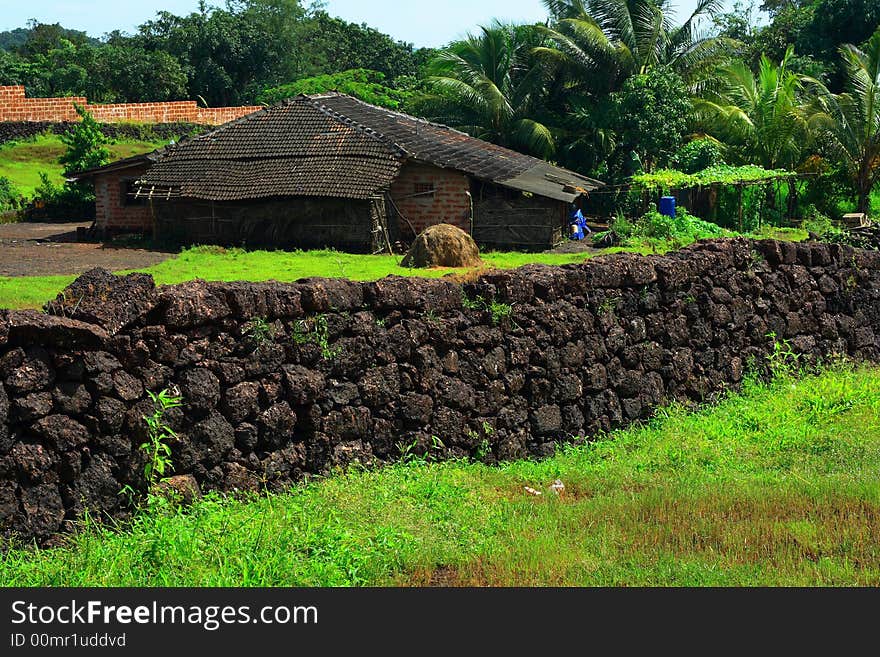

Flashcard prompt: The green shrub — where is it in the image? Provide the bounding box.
[30,171,94,219]
[630,207,729,244]
[801,204,845,239]
[610,213,635,238]
[59,105,110,177]
[671,138,725,174]
[0,176,23,212]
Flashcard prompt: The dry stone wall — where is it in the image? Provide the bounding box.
[1,238,879,543]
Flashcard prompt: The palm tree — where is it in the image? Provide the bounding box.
[813,28,880,214]
[418,22,555,158]
[535,0,735,96]
[692,47,817,170]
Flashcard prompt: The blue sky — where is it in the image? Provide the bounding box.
[0,0,731,47]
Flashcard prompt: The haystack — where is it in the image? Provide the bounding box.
[401,223,483,268]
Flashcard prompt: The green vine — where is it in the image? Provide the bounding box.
[631,165,795,193]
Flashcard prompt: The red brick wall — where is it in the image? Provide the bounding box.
[94,164,153,233]
[0,85,261,125]
[389,162,472,236]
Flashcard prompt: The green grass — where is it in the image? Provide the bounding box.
[747,225,809,242]
[0,133,168,197]
[3,364,878,586]
[0,245,649,310]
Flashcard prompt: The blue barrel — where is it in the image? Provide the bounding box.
[659,196,676,218]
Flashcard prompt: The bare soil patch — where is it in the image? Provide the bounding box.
[0,222,174,277]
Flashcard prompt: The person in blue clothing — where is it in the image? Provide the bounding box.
[568,200,591,240]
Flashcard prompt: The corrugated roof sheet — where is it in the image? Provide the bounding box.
[137,93,603,202]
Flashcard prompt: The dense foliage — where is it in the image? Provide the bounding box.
[603,206,731,248]
[0,2,429,106]
[257,69,417,110]
[0,0,878,225]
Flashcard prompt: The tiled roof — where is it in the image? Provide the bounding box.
[136,93,602,202]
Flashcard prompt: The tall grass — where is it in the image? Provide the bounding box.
[2,364,878,586]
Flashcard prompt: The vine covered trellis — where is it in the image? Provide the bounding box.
[625,166,809,232]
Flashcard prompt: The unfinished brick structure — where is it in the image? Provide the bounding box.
[0,85,260,125]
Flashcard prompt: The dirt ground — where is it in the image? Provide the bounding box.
[546,219,609,254]
[0,222,174,277]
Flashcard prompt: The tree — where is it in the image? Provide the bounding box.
[135,3,280,106]
[59,105,110,177]
[813,27,880,213]
[604,69,692,174]
[15,21,96,56]
[85,45,188,102]
[296,11,423,82]
[418,23,555,158]
[693,47,818,170]
[536,0,736,97]
[0,49,36,87]
[530,0,735,177]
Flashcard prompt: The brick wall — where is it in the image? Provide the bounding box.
[0,86,261,125]
[389,162,472,236]
[94,165,153,233]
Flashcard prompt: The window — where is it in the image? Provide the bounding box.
[122,180,146,207]
[414,182,435,196]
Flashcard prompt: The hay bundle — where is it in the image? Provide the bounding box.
[401,223,482,268]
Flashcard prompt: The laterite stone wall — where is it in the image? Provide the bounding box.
[0,238,878,543]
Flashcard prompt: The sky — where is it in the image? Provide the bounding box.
[0,0,732,48]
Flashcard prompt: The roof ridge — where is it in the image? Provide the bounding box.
[173,102,274,147]
[311,92,474,139]
[302,94,410,159]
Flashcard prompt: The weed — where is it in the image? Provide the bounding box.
[766,331,802,377]
[140,388,183,491]
[461,292,516,327]
[597,295,619,315]
[478,422,495,459]
[292,314,339,359]
[460,291,483,311]
[117,484,138,509]
[488,300,514,326]
[397,435,446,464]
[243,316,276,349]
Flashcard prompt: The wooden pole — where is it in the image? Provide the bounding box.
[737,184,744,233]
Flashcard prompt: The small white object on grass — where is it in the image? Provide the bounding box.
[523,486,543,496]
[550,479,565,496]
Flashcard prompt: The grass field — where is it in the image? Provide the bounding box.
[0,226,811,310]
[0,133,168,197]
[3,364,878,586]
[0,244,656,310]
